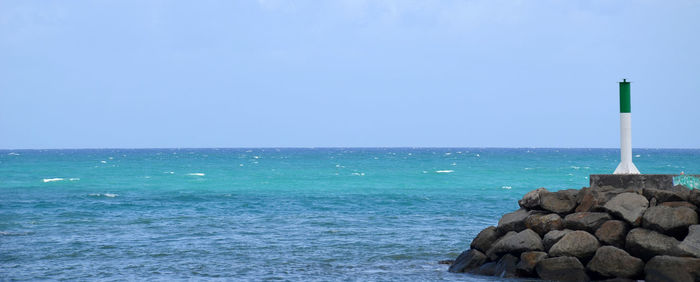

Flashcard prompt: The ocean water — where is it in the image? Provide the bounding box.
[1,148,699,281]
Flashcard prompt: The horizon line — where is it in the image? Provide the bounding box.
[2,146,700,151]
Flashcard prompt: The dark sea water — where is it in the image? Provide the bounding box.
[1,148,699,281]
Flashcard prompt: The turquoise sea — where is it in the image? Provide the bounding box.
[1,148,699,281]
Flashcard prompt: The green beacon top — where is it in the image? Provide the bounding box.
[619,79,631,113]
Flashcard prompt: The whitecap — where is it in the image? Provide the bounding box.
[187,173,205,176]
[451,162,457,166]
[69,178,80,181]
[351,172,365,176]
[435,170,454,173]
[501,185,512,190]
[571,166,580,170]
[100,160,107,164]
[635,154,641,158]
[475,154,480,157]
[8,152,20,156]
[89,193,118,198]
[108,157,114,160]
[445,152,452,156]
[43,178,64,183]
[164,171,174,174]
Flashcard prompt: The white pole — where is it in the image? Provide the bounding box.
[614,79,640,174]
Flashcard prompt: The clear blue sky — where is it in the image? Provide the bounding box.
[1,1,698,149]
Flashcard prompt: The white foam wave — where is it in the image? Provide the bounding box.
[8,152,20,156]
[89,193,118,198]
[43,178,64,183]
[164,171,174,174]
[69,178,80,181]
[435,170,454,173]
[635,154,641,158]
[187,173,205,176]
[100,160,107,164]
[501,185,512,190]
[351,172,365,176]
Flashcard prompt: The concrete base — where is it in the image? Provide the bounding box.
[590,174,699,190]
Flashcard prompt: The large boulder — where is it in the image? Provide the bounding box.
[525,213,564,236]
[486,229,544,260]
[586,246,644,279]
[470,226,499,253]
[625,228,686,261]
[535,256,589,282]
[519,187,547,209]
[603,192,649,226]
[689,189,700,207]
[516,251,547,276]
[549,231,600,262]
[595,220,629,248]
[643,188,687,203]
[564,212,612,233]
[642,205,698,239]
[576,186,625,213]
[660,201,698,210]
[448,249,487,273]
[497,208,533,233]
[543,229,573,251]
[678,224,700,258]
[473,261,498,276]
[493,254,519,278]
[644,255,700,282]
[540,190,577,214]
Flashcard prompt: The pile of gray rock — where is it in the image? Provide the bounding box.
[448,185,700,281]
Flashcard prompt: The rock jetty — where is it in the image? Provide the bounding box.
[448,185,700,281]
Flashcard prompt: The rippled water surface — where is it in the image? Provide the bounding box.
[1,148,698,280]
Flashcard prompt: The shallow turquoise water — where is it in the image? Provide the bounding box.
[1,148,698,280]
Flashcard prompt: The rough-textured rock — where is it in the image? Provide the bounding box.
[643,188,687,203]
[560,189,581,204]
[689,189,700,207]
[679,225,700,258]
[525,213,563,236]
[543,229,573,251]
[540,190,577,214]
[493,254,519,278]
[595,220,628,248]
[576,186,625,213]
[473,261,497,276]
[470,226,499,253]
[660,201,698,210]
[549,231,600,262]
[497,208,532,233]
[644,255,700,282]
[448,249,487,273]
[516,251,547,276]
[486,229,543,260]
[564,212,612,233]
[642,205,698,238]
[536,256,589,282]
[586,246,644,279]
[576,188,597,212]
[519,187,547,209]
[603,192,649,226]
[625,228,685,261]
